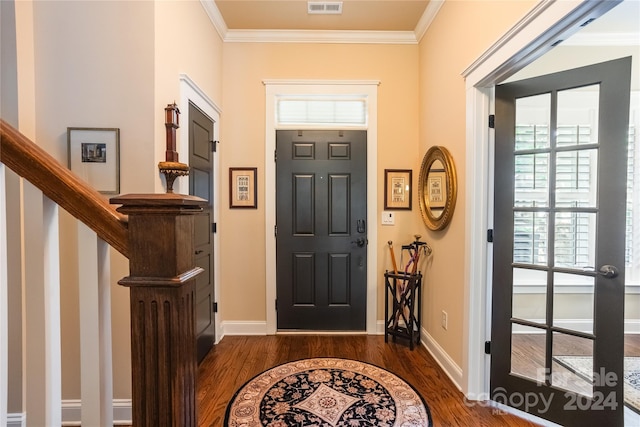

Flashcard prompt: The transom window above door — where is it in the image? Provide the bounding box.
[276,95,367,126]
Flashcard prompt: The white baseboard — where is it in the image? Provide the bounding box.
[420,328,464,391]
[7,412,25,427]
[61,399,131,426]
[222,320,268,335]
[223,321,377,336]
[376,320,463,391]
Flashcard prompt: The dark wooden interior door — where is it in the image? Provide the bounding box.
[492,57,631,426]
[276,130,367,330]
[188,102,216,363]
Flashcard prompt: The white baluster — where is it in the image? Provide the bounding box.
[24,182,62,426]
[78,222,113,426]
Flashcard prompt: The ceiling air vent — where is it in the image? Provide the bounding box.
[308,1,343,15]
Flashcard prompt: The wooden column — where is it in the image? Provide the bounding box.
[111,193,205,427]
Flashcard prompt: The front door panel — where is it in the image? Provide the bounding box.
[276,130,367,330]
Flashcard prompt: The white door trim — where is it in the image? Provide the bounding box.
[264,80,380,334]
[461,0,621,399]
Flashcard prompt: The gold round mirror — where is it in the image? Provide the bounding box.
[418,146,457,231]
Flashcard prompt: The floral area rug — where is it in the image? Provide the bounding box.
[554,356,640,414]
[224,357,432,426]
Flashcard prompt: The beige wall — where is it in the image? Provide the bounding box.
[219,42,423,323]
[10,0,591,409]
[154,0,224,193]
[30,0,155,402]
[11,0,223,405]
[418,0,536,365]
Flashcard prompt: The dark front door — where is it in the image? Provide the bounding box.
[491,57,631,426]
[188,102,216,363]
[276,130,367,330]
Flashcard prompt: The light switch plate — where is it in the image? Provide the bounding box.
[381,211,395,225]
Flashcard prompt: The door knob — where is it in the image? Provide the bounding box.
[597,265,619,279]
[351,238,366,248]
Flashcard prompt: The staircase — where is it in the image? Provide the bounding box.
[1,119,204,426]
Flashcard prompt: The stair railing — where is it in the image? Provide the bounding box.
[1,119,203,426]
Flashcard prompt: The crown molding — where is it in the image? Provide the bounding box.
[199,0,444,45]
[414,0,445,43]
[200,0,227,40]
[560,32,640,46]
[224,29,417,44]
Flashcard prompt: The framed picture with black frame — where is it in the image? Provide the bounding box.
[229,167,258,208]
[384,169,412,210]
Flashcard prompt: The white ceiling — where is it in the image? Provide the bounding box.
[563,0,640,46]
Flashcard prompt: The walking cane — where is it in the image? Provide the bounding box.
[388,241,403,329]
[387,241,399,274]
[393,239,417,328]
[394,235,428,329]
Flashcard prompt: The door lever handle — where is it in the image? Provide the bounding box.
[583,265,619,279]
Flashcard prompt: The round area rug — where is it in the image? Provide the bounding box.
[224,357,433,426]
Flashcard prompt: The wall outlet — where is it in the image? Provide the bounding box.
[441,310,448,330]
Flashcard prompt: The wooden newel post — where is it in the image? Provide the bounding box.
[110,193,206,427]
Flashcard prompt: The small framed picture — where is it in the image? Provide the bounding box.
[67,127,120,194]
[427,170,446,208]
[384,169,412,210]
[229,167,257,208]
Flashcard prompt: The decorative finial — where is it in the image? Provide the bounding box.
[158,102,189,193]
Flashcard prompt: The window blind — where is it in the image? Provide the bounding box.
[276,96,367,126]
[513,124,637,274]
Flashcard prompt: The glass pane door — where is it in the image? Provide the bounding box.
[492,57,631,427]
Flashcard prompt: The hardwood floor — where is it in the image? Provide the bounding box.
[196,335,541,426]
[512,333,640,380]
